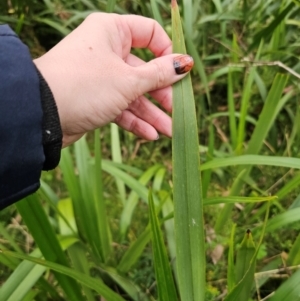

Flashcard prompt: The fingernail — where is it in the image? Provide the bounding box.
[173,54,194,75]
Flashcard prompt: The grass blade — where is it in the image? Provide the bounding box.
[150,0,164,26]
[250,3,295,51]
[183,0,193,39]
[287,233,300,266]
[200,155,300,171]
[106,0,117,13]
[149,191,177,301]
[202,122,214,197]
[119,165,162,238]
[67,243,95,301]
[16,196,84,301]
[0,236,77,301]
[0,250,126,301]
[162,195,176,279]
[101,266,149,301]
[186,38,211,105]
[110,124,126,205]
[0,223,23,254]
[236,67,256,154]
[228,69,237,149]
[246,74,289,155]
[204,195,277,205]
[0,249,45,301]
[74,137,103,260]
[227,223,236,292]
[225,202,270,301]
[234,230,256,299]
[60,147,85,236]
[269,267,300,301]
[118,227,151,273]
[266,207,300,232]
[172,1,206,300]
[93,129,112,262]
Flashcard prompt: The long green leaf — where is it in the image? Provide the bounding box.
[250,3,295,50]
[0,249,46,301]
[215,72,289,234]
[276,173,300,200]
[246,74,289,155]
[93,129,111,262]
[102,160,150,203]
[149,191,178,301]
[236,67,256,154]
[16,196,84,301]
[162,195,176,280]
[204,195,277,205]
[150,0,164,26]
[118,192,170,274]
[186,25,211,105]
[201,122,214,197]
[172,1,206,300]
[67,243,96,301]
[269,267,300,301]
[33,17,70,36]
[227,224,236,292]
[0,250,126,301]
[119,165,162,238]
[118,227,151,273]
[110,123,126,205]
[228,69,237,149]
[0,236,77,301]
[201,155,300,171]
[287,232,300,266]
[106,0,117,12]
[234,230,256,300]
[225,202,270,301]
[101,266,149,301]
[74,137,103,260]
[214,74,289,229]
[60,147,85,236]
[266,207,300,232]
[0,223,23,254]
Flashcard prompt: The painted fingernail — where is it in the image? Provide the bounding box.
[173,54,194,75]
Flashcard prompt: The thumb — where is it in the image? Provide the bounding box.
[132,54,194,95]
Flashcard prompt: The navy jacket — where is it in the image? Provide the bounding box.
[0,25,62,210]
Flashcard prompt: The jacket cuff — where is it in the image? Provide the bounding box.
[36,68,63,170]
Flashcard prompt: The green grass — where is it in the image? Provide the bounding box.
[1,0,300,300]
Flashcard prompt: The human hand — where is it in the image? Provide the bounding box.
[34,13,193,147]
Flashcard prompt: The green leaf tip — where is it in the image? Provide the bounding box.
[240,229,255,249]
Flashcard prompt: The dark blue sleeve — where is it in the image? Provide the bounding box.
[0,25,45,210]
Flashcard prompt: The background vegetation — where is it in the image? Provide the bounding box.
[1,0,300,300]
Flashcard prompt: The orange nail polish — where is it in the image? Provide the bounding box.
[173,55,194,75]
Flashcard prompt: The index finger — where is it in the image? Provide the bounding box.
[120,15,172,57]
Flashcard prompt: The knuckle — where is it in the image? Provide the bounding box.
[129,96,143,113]
[128,118,138,133]
[158,89,171,111]
[114,112,123,124]
[151,61,167,90]
[121,66,141,100]
[86,12,101,21]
